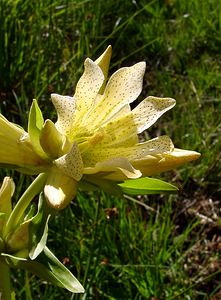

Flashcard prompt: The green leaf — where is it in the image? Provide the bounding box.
[29,193,52,260]
[118,177,178,195]
[2,247,84,293]
[28,99,47,159]
[38,247,84,293]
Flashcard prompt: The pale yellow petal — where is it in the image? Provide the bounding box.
[104,103,131,123]
[132,96,176,133]
[0,114,24,138]
[115,135,174,161]
[95,45,112,94]
[82,135,173,167]
[101,113,138,147]
[77,113,138,154]
[44,167,78,210]
[84,104,133,147]
[135,136,174,157]
[55,143,83,181]
[83,157,142,180]
[84,62,146,128]
[51,94,76,135]
[132,148,201,176]
[103,61,146,107]
[81,146,131,167]
[75,58,104,113]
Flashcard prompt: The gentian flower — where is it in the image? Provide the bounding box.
[0,46,200,209]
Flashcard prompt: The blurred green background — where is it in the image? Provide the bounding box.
[0,0,221,299]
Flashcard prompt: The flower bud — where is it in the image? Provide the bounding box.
[0,177,14,235]
[40,119,71,159]
[6,221,29,253]
[44,167,78,210]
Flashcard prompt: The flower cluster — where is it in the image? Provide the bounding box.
[0,46,200,209]
[0,46,200,296]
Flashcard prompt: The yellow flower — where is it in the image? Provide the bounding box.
[0,114,49,174]
[0,46,200,209]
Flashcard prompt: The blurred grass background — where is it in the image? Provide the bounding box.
[0,0,221,299]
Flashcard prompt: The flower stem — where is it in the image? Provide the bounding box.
[3,173,48,239]
[0,259,12,300]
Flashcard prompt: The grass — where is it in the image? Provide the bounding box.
[0,0,221,299]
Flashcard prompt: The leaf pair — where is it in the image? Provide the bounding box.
[27,193,84,293]
[2,247,84,293]
[1,193,84,294]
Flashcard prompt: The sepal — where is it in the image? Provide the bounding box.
[28,99,48,160]
[29,193,52,259]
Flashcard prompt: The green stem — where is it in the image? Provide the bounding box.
[0,259,12,300]
[3,173,48,239]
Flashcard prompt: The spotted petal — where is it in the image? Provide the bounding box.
[84,62,146,128]
[82,135,173,167]
[132,148,201,176]
[74,58,104,119]
[134,136,174,157]
[51,94,76,135]
[132,96,176,133]
[55,143,83,181]
[83,157,142,180]
[104,103,131,123]
[101,113,138,147]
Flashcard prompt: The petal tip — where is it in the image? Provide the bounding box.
[173,148,201,160]
[137,61,146,71]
